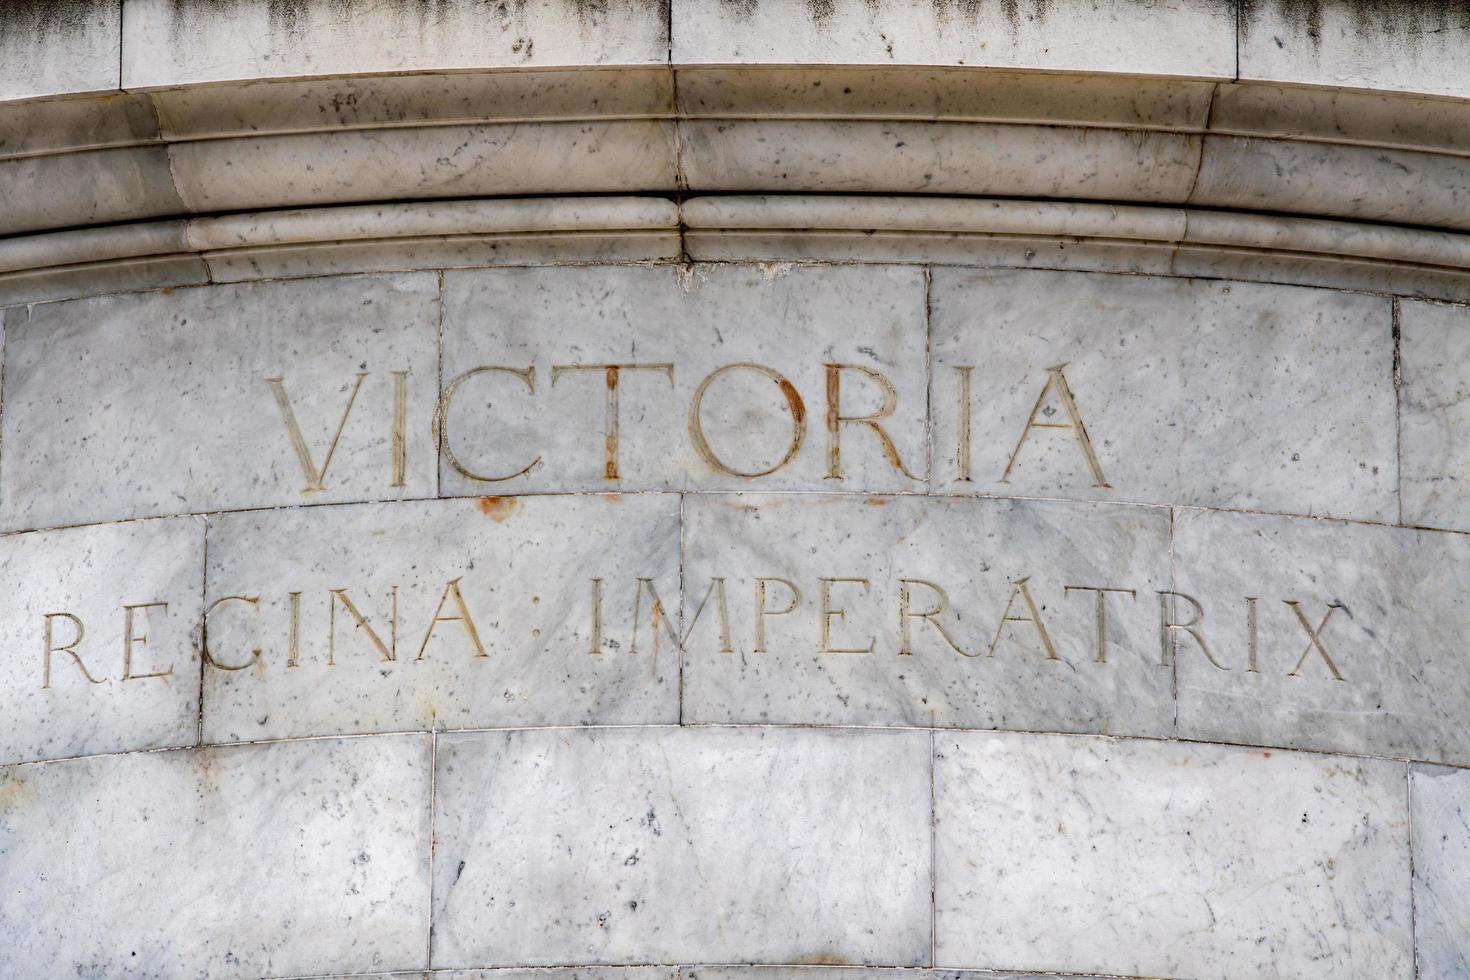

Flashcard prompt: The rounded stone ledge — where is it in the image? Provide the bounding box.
[9,64,1470,242]
[12,194,1470,307]
[0,197,683,306]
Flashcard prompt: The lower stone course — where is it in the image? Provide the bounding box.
[2,726,1455,978]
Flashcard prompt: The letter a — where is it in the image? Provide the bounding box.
[1001,364,1110,488]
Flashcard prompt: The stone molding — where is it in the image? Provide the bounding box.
[6,64,1470,305]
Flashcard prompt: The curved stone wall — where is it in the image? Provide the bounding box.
[2,2,1469,978]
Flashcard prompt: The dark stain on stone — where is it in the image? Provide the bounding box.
[0,0,97,38]
[1241,0,1470,48]
[934,0,1050,27]
[161,0,633,43]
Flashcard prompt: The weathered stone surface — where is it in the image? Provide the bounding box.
[679,121,1201,202]
[123,0,668,87]
[431,728,931,967]
[347,972,679,980]
[1189,137,1470,233]
[929,269,1396,521]
[202,495,680,742]
[684,970,1096,980]
[149,68,672,141]
[0,0,119,102]
[1240,1,1470,100]
[2,273,439,530]
[0,517,203,765]
[0,735,431,977]
[1173,509,1470,767]
[438,264,927,494]
[934,733,1414,979]
[1400,298,1470,531]
[0,146,184,237]
[438,972,678,980]
[682,493,1173,735]
[1412,764,1470,980]
[672,0,1234,77]
[165,122,678,214]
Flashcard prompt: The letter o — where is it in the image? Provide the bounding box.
[688,363,806,478]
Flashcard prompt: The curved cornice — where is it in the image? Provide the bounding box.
[4,65,1470,304]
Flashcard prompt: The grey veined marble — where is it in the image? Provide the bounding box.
[1400,298,1470,532]
[929,269,1396,522]
[202,495,680,742]
[430,727,932,967]
[0,735,432,977]
[1172,508,1470,767]
[438,264,927,494]
[1,273,440,531]
[934,733,1413,979]
[1412,765,1470,980]
[681,493,1173,736]
[0,517,204,765]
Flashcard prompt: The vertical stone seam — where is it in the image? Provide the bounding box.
[1182,84,1221,207]
[195,516,209,746]
[923,266,934,494]
[115,0,124,91]
[928,726,938,967]
[435,270,446,500]
[0,306,15,514]
[1405,761,1420,979]
[667,0,691,263]
[677,491,686,726]
[1234,0,1242,82]
[425,729,439,972]
[1392,296,1404,526]
[1168,506,1180,732]
[134,87,190,228]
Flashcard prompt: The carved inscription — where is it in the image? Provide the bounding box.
[262,358,1115,492]
[36,577,1350,691]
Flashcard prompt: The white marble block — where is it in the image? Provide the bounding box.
[1400,298,1470,531]
[438,264,928,494]
[934,733,1414,979]
[2,273,440,530]
[0,735,432,977]
[201,495,680,742]
[430,727,932,967]
[1172,508,1470,767]
[929,269,1396,522]
[682,493,1173,735]
[0,517,204,765]
[1411,765,1470,980]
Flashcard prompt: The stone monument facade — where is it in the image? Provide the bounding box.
[1,1,1468,977]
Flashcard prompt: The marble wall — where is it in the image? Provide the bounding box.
[1,259,1466,977]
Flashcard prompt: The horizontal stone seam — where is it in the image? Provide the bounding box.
[14,244,1470,314]
[0,489,1458,543]
[5,723,1464,774]
[268,967,1162,980]
[266,965,1161,980]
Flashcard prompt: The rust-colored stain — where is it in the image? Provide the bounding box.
[778,377,805,424]
[865,497,890,506]
[477,496,521,522]
[791,953,852,967]
[1262,751,1273,758]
